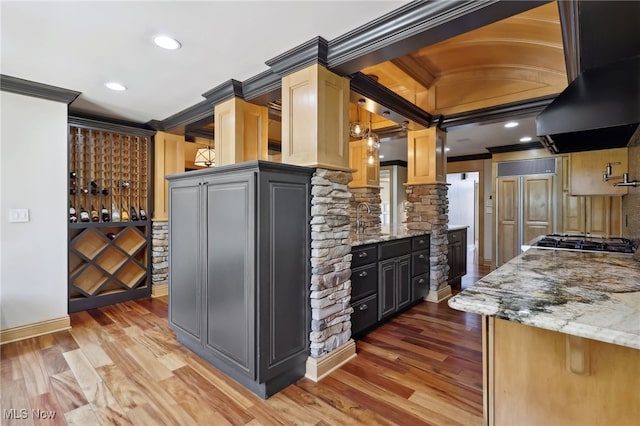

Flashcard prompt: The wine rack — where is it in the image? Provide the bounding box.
[68,117,153,312]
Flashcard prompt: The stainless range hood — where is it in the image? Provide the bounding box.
[536,55,639,154]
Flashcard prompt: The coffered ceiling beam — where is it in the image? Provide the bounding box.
[327,0,553,75]
[350,72,433,128]
[440,94,557,130]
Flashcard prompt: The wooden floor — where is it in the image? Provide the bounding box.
[1,263,490,426]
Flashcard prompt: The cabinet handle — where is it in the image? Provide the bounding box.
[419,239,425,245]
[419,254,425,259]
[358,271,368,277]
[359,304,368,311]
[358,252,368,258]
[418,278,424,284]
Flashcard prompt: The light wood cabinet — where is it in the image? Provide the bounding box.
[569,148,628,196]
[562,194,622,236]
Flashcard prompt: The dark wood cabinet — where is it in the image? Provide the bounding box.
[167,161,312,399]
[447,228,467,288]
[411,235,430,302]
[378,239,411,320]
[350,244,378,336]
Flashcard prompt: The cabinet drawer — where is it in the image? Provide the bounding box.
[351,245,377,268]
[412,249,429,276]
[448,230,462,242]
[413,273,429,301]
[351,264,377,301]
[351,294,378,336]
[411,235,429,251]
[378,239,411,260]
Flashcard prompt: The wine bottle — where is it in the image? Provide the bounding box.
[70,171,77,179]
[101,205,110,222]
[90,181,98,195]
[138,206,147,221]
[111,203,121,222]
[90,205,99,222]
[130,207,139,221]
[79,206,90,222]
[69,202,78,223]
[121,206,130,222]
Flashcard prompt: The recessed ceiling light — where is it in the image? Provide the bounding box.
[520,136,532,142]
[504,121,519,128]
[379,154,385,159]
[445,147,451,152]
[104,82,126,91]
[154,35,181,50]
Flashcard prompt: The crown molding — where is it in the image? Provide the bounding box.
[485,141,544,154]
[69,114,155,137]
[440,95,557,130]
[242,69,282,104]
[266,36,329,77]
[1,74,80,104]
[155,98,214,132]
[327,1,552,75]
[202,79,244,103]
[447,153,492,163]
[557,0,580,83]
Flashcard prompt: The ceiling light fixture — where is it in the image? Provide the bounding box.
[154,35,181,50]
[104,82,127,91]
[445,147,451,152]
[194,144,215,167]
[504,121,519,128]
[349,104,365,138]
[520,136,532,142]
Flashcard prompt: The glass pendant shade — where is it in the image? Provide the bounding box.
[194,147,216,167]
[350,121,365,138]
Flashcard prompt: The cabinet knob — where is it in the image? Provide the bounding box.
[419,239,425,245]
[418,278,425,284]
[358,252,368,258]
[359,304,368,311]
[419,254,425,259]
[358,271,368,277]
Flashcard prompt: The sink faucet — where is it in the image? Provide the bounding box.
[356,202,371,234]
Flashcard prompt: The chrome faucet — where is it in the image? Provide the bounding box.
[356,202,371,234]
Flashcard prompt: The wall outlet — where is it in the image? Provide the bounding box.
[9,208,29,223]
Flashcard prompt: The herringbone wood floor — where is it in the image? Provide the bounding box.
[1,262,489,425]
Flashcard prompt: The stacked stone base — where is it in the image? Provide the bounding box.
[405,183,450,301]
[151,221,168,294]
[309,169,354,358]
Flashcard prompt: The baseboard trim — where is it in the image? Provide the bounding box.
[426,285,453,303]
[152,283,168,298]
[305,339,357,382]
[0,316,71,345]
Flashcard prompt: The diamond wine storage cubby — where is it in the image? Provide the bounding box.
[68,117,153,312]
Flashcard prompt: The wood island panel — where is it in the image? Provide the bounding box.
[487,317,640,426]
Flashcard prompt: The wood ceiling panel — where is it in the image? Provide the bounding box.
[361,1,566,117]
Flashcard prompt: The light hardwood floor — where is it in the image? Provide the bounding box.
[1,270,487,426]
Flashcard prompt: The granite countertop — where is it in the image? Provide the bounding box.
[350,224,466,246]
[448,248,640,350]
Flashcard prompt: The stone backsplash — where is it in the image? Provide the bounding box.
[349,187,382,234]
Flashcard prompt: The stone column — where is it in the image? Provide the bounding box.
[151,221,168,297]
[405,126,451,302]
[309,169,353,358]
[406,183,451,302]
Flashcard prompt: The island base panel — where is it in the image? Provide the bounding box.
[486,317,639,425]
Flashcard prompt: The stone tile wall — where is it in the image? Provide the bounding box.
[349,187,382,233]
[309,169,353,358]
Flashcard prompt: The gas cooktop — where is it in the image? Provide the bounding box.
[531,234,635,253]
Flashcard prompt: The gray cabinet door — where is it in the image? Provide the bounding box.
[257,171,310,381]
[204,174,256,379]
[168,178,202,341]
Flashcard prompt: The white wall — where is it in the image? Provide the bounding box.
[1,91,68,329]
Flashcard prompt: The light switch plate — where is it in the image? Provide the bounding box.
[9,208,29,223]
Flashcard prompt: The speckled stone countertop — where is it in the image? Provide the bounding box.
[448,248,640,350]
[350,225,466,246]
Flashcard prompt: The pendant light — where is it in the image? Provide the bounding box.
[349,105,365,138]
[194,143,216,167]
